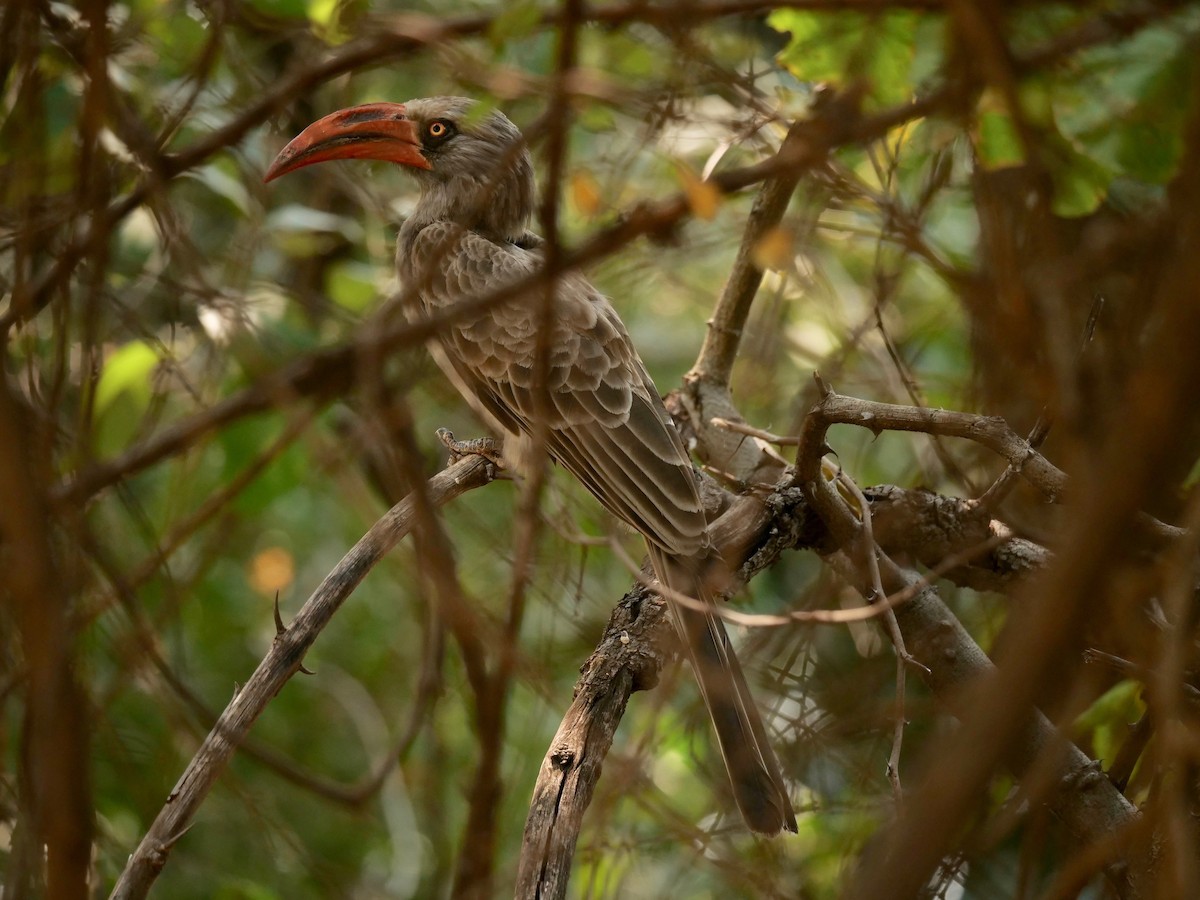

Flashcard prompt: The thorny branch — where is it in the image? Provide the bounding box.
[110,453,497,899]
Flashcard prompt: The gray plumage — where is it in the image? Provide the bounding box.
[395,97,795,834]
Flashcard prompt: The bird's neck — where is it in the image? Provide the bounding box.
[410,163,535,244]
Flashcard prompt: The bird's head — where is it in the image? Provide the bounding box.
[265,96,535,240]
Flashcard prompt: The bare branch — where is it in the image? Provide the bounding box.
[692,123,807,388]
[110,453,497,900]
[797,375,1143,898]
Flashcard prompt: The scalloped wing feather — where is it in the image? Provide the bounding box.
[400,223,706,555]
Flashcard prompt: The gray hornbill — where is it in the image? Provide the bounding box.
[265,97,796,835]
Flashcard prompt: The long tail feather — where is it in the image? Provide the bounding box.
[647,546,797,835]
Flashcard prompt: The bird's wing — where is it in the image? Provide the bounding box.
[405,222,707,555]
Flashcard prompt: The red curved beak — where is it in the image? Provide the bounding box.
[264,102,431,183]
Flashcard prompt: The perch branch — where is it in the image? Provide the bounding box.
[516,489,817,899]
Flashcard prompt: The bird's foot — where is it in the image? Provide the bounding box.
[436,428,505,474]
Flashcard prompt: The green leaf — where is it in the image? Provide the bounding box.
[1112,45,1194,184]
[577,103,616,133]
[185,161,250,216]
[1049,19,1197,188]
[588,31,660,81]
[1074,679,1144,766]
[973,87,1112,216]
[768,9,920,109]
[975,109,1025,170]
[244,0,308,18]
[324,259,379,312]
[489,0,542,49]
[307,0,352,44]
[266,204,362,239]
[95,341,160,420]
[145,11,209,79]
[219,415,306,514]
[266,204,363,257]
[94,341,161,455]
[307,0,339,27]
[1041,131,1113,218]
[1049,157,1111,217]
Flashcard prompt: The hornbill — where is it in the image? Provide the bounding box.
[265,97,796,834]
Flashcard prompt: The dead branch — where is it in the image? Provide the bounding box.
[109,452,497,900]
[517,487,816,899]
[682,117,808,481]
[796,375,1144,897]
[814,386,1071,501]
[514,578,666,900]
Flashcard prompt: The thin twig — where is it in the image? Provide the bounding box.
[605,523,1009,628]
[54,98,870,509]
[691,122,807,387]
[836,469,910,802]
[976,294,1106,510]
[487,6,584,896]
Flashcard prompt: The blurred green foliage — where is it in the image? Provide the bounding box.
[3,0,1198,897]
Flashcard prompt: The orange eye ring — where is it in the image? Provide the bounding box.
[428,121,448,138]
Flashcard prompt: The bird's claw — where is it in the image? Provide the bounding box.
[1063,758,1106,791]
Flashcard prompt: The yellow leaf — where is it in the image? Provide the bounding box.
[678,166,721,221]
[570,169,602,217]
[306,0,347,43]
[752,226,795,271]
[250,546,295,595]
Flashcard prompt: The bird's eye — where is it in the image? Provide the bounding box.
[426,120,455,143]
